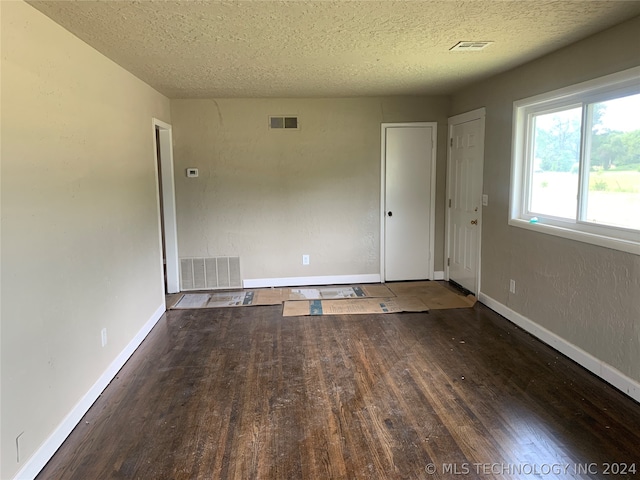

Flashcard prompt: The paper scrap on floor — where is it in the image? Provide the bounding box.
[282,296,428,317]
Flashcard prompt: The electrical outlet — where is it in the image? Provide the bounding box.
[482,194,488,206]
[509,279,516,294]
[302,254,310,265]
[101,328,108,347]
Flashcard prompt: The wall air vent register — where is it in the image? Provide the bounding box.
[180,256,241,290]
[450,41,494,51]
[269,116,298,129]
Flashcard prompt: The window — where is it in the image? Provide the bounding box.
[510,66,640,255]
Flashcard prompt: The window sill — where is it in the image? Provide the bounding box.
[508,218,640,256]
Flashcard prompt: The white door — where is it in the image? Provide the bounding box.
[382,123,436,281]
[446,109,485,294]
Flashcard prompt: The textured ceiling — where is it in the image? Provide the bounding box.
[27,0,640,98]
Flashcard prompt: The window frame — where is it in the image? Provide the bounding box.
[510,66,640,256]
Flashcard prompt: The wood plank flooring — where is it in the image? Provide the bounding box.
[37,299,640,479]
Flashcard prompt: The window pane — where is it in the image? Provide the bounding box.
[529,107,582,219]
[584,94,640,231]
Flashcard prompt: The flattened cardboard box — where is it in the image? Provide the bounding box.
[387,281,476,309]
[171,284,396,309]
[282,296,428,317]
[172,288,286,309]
[286,284,394,300]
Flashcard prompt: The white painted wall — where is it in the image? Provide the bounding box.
[170,97,450,284]
[451,16,640,386]
[0,2,171,478]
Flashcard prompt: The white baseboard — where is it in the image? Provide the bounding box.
[14,303,166,480]
[479,292,640,404]
[243,274,382,289]
[243,273,448,288]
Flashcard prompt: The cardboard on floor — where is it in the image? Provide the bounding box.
[287,284,394,300]
[171,284,395,309]
[282,296,428,317]
[170,282,475,313]
[386,281,476,309]
[171,288,287,309]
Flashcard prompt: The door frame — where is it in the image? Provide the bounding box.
[445,108,485,295]
[153,118,180,294]
[380,122,437,282]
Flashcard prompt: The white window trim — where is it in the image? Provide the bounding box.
[509,66,640,256]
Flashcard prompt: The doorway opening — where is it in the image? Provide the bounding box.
[153,119,180,294]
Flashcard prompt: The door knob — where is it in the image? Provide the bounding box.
[388,211,393,217]
[471,219,478,225]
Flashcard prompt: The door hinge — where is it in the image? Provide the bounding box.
[447,258,450,267]
[449,199,452,208]
[450,138,453,147]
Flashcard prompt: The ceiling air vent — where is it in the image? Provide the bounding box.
[450,41,493,52]
[269,116,298,129]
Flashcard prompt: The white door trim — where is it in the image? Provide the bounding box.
[153,118,180,294]
[380,122,437,282]
[445,108,485,295]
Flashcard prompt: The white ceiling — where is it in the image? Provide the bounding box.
[27,0,640,98]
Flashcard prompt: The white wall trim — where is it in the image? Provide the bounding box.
[153,119,180,293]
[479,293,640,404]
[433,271,445,280]
[243,274,381,289]
[13,303,166,480]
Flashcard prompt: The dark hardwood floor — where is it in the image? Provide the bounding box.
[37,300,640,479]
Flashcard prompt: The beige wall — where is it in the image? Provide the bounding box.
[451,16,640,383]
[0,2,171,478]
[171,96,450,282]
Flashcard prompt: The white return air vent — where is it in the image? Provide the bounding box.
[180,256,241,290]
[269,116,298,129]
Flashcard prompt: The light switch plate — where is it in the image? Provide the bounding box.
[187,168,198,178]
